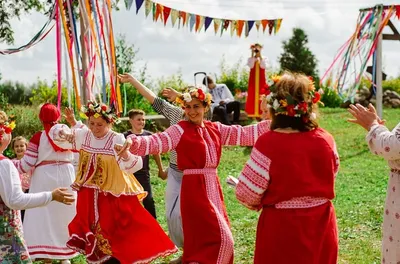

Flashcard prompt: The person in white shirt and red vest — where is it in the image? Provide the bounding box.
[203,76,241,125]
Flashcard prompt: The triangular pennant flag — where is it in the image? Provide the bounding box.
[144,0,152,17]
[247,20,255,35]
[171,9,179,27]
[204,17,213,32]
[268,20,275,35]
[221,20,230,36]
[126,0,133,10]
[152,2,156,21]
[214,19,221,34]
[261,20,268,32]
[255,20,261,31]
[396,5,400,19]
[134,0,144,13]
[245,21,249,37]
[237,20,245,37]
[220,19,225,36]
[155,4,163,22]
[189,14,196,32]
[195,15,201,32]
[198,16,205,32]
[275,18,282,34]
[230,20,237,37]
[163,6,171,26]
[180,11,188,26]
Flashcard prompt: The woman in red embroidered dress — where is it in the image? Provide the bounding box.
[246,43,269,118]
[236,72,339,264]
[123,86,270,264]
[49,103,177,264]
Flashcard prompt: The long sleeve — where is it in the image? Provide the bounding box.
[260,57,269,69]
[222,84,235,103]
[333,142,340,177]
[129,124,184,156]
[0,159,52,210]
[113,133,143,174]
[49,123,88,151]
[247,57,256,68]
[13,132,41,174]
[218,120,271,146]
[152,97,184,126]
[236,143,271,211]
[366,123,400,161]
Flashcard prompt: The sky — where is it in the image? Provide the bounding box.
[1,0,400,88]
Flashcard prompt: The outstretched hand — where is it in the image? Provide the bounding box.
[51,187,75,205]
[63,107,76,126]
[162,88,181,102]
[114,138,132,161]
[347,103,383,131]
[118,73,135,84]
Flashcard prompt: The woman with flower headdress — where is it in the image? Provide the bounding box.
[48,102,178,264]
[12,103,78,263]
[121,85,271,264]
[246,43,270,118]
[0,110,76,264]
[236,72,339,264]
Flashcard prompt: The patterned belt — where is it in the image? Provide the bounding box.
[36,160,71,168]
[184,168,217,175]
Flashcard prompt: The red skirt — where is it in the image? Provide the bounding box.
[66,187,177,264]
[254,202,338,264]
[181,172,234,264]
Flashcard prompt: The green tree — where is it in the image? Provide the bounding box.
[29,79,69,106]
[115,34,154,115]
[0,81,32,105]
[216,55,249,94]
[279,28,319,82]
[0,0,126,44]
[157,70,188,92]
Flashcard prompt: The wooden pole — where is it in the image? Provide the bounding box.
[375,32,383,119]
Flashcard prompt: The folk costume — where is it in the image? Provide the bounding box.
[50,102,177,264]
[236,75,339,264]
[13,103,78,260]
[0,116,53,264]
[129,87,271,264]
[366,122,400,264]
[245,43,269,118]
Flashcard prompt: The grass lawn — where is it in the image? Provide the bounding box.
[39,108,400,264]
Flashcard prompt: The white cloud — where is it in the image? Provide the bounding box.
[1,0,400,89]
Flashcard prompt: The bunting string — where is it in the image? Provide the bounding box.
[128,0,283,37]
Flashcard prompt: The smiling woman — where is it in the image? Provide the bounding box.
[125,84,271,264]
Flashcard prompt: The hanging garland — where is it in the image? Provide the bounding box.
[321,4,400,102]
[128,0,283,37]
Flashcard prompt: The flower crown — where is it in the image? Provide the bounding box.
[80,101,120,124]
[250,43,263,49]
[264,75,322,122]
[0,115,16,141]
[175,87,213,108]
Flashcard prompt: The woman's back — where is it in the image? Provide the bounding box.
[258,128,339,206]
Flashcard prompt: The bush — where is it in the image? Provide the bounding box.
[320,86,342,108]
[382,78,400,94]
[216,56,249,94]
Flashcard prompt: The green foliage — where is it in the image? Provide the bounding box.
[279,28,319,84]
[157,70,188,92]
[115,34,155,116]
[382,78,400,94]
[0,0,50,44]
[0,80,32,105]
[216,55,249,94]
[29,80,69,107]
[320,86,342,108]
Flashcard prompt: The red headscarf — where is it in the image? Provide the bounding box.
[39,103,66,152]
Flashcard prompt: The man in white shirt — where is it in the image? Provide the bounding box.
[203,76,241,125]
